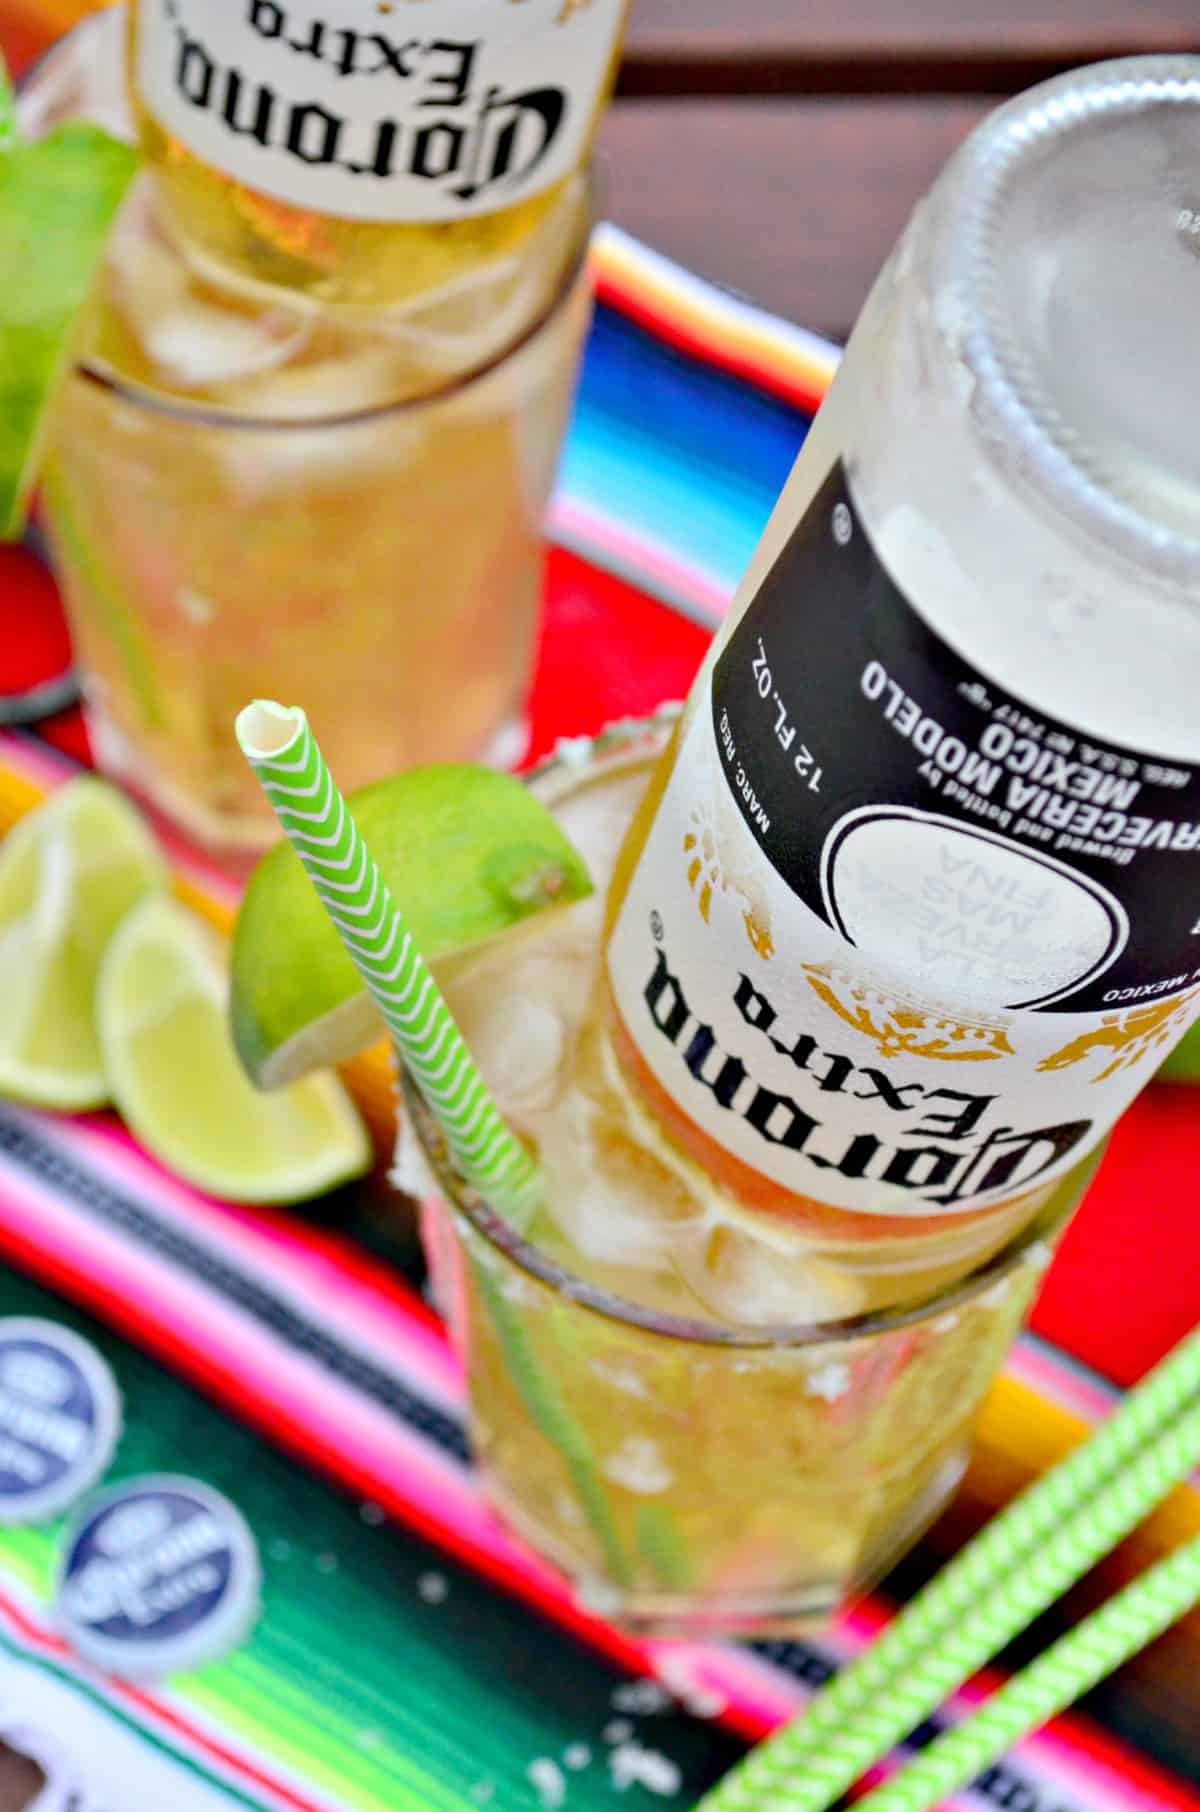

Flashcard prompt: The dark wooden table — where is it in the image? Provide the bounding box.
[1,2,1199,1806]
[605,0,1200,339]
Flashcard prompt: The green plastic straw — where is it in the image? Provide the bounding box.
[239,701,647,1580]
[694,1324,1200,1812]
[847,1535,1200,1812]
[237,701,540,1222]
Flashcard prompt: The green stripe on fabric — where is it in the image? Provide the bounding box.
[0,1267,745,1812]
[0,1618,273,1812]
[0,1525,56,1597]
[227,1639,471,1797]
[189,1654,465,1812]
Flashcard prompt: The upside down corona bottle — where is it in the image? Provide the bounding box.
[605,59,1200,1286]
[127,0,628,303]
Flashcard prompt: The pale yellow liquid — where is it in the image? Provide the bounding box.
[127,1,627,306]
[422,733,1075,1632]
[43,173,592,862]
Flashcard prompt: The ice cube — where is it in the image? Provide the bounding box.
[103,182,312,390]
[674,1221,866,1329]
[804,1362,852,1403]
[222,348,406,422]
[216,350,426,497]
[546,768,650,885]
[389,1115,438,1201]
[438,914,601,1119]
[106,188,189,338]
[366,213,570,382]
[535,1088,706,1270]
[141,301,310,389]
[451,986,566,1117]
[374,265,526,380]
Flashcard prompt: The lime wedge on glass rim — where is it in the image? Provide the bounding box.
[232,765,594,1088]
[0,776,166,1108]
[0,53,137,538]
[99,895,371,1203]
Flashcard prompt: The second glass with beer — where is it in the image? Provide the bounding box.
[28,1,628,864]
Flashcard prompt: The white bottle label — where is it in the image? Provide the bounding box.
[137,0,624,222]
[608,463,1200,1218]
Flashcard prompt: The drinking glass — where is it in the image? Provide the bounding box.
[23,9,593,868]
[409,721,1086,1638]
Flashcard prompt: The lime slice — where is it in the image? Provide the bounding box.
[0,57,138,538]
[0,776,167,1108]
[232,765,593,1088]
[99,896,370,1203]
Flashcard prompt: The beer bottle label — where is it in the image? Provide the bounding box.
[608,461,1200,1217]
[136,0,624,223]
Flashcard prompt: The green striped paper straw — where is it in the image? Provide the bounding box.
[476,1268,632,1587]
[0,56,17,150]
[696,1396,1200,1812]
[845,1535,1200,1812]
[237,701,540,1223]
[694,1324,1200,1812]
[240,701,644,1582]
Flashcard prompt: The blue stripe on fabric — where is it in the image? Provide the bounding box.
[559,304,814,598]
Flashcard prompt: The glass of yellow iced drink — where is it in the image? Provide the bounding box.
[24,10,593,867]
[410,717,1085,1636]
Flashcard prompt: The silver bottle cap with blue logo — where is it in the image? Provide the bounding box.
[57,1474,261,1678]
[0,1319,121,1524]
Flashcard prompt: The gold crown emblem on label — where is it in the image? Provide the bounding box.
[683,803,774,959]
[1038,989,1200,1083]
[802,962,1016,1063]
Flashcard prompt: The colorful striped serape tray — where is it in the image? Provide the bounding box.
[0,229,1196,1810]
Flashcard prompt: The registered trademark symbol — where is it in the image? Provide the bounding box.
[832,503,853,547]
[650,911,664,943]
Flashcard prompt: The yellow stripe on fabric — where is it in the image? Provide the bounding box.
[591,231,840,395]
[0,763,47,838]
[221,1646,475,1803]
[184,1654,471,1812]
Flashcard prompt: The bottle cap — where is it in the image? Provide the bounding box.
[57,1474,261,1679]
[0,1318,121,1525]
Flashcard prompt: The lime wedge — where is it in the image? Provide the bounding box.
[232,764,593,1088]
[0,776,167,1108]
[99,895,370,1203]
[0,56,137,538]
